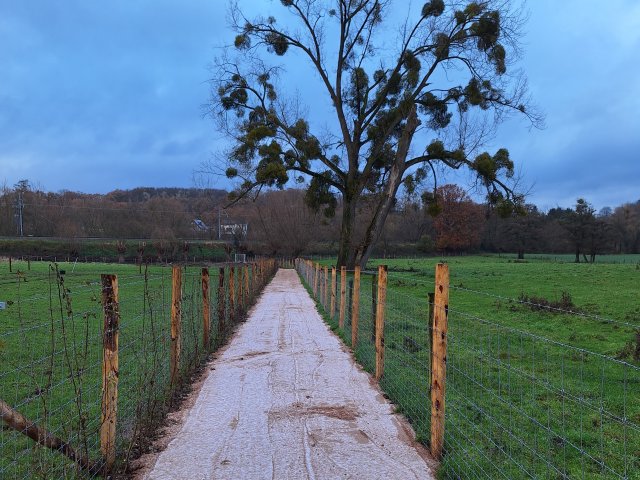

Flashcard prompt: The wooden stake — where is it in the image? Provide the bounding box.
[330,267,337,319]
[430,263,449,460]
[237,266,243,313]
[100,274,119,472]
[170,265,182,390]
[323,266,329,309]
[375,265,387,381]
[371,272,377,342]
[229,266,235,324]
[218,267,225,338]
[202,268,210,349]
[351,266,361,348]
[339,266,346,328]
[428,291,435,391]
[243,266,249,308]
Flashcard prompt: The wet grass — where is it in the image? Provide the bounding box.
[304,255,640,479]
[0,259,245,479]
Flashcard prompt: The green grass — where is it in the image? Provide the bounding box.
[0,259,257,479]
[0,238,228,263]
[302,255,640,479]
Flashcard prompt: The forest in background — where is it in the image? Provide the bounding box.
[1,180,639,261]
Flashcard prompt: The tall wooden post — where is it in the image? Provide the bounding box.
[101,274,119,473]
[313,263,319,296]
[217,267,225,339]
[351,266,361,348]
[229,266,236,324]
[339,266,347,328]
[428,291,435,390]
[237,266,243,313]
[330,267,337,319]
[371,272,378,342]
[170,265,182,389]
[323,266,329,309]
[243,266,249,308]
[375,265,387,381]
[431,263,449,460]
[202,268,210,349]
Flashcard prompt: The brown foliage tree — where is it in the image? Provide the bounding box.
[433,184,485,251]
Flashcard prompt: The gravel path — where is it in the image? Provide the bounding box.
[144,269,435,480]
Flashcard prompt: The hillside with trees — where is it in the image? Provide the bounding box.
[1,181,638,261]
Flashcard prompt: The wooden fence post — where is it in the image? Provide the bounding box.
[314,263,319,296]
[237,266,243,313]
[330,267,337,319]
[100,274,119,473]
[427,291,435,391]
[170,265,182,390]
[431,263,449,460]
[229,266,236,324]
[371,272,377,342]
[323,266,329,309]
[351,266,360,348]
[202,268,210,349]
[339,266,346,328]
[375,265,387,381]
[243,266,249,308]
[217,267,225,339]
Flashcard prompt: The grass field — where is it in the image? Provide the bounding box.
[303,255,640,479]
[0,238,228,263]
[2,255,638,479]
[0,258,256,479]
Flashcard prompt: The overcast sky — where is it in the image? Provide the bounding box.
[1,0,639,211]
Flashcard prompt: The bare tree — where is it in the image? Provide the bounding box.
[208,0,541,267]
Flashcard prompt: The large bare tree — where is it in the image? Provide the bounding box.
[210,0,541,268]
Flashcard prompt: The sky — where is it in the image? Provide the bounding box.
[0,0,639,211]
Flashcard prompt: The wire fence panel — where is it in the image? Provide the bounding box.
[296,259,640,480]
[1,258,277,479]
[380,284,432,446]
[443,305,639,479]
[1,267,106,478]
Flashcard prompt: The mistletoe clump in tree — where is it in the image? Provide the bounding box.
[211,0,541,268]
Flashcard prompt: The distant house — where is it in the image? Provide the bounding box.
[192,219,209,232]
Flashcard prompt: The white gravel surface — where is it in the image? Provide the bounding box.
[145,269,435,480]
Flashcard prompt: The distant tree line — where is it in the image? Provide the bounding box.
[0,181,228,240]
[1,180,639,261]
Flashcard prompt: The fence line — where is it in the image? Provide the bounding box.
[295,259,640,480]
[0,258,279,478]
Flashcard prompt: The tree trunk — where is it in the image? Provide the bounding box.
[337,194,358,269]
[358,169,405,268]
[358,106,419,268]
[517,249,524,260]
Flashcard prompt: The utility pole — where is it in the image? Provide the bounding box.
[15,191,24,237]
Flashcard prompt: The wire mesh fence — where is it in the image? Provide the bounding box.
[0,258,277,479]
[296,259,640,480]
